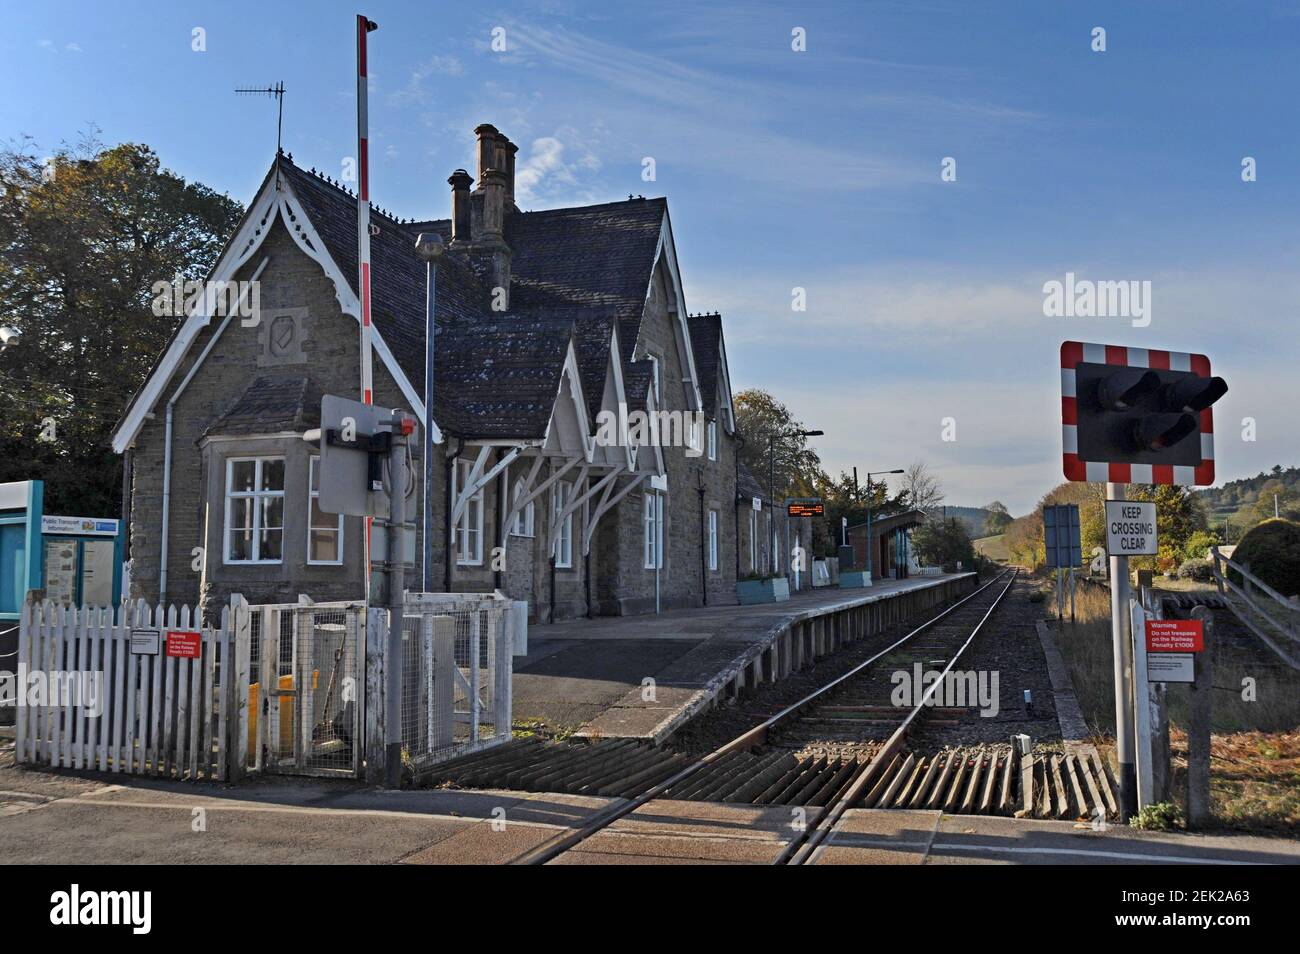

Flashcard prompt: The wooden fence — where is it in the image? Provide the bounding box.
[1211,546,1300,670]
[14,597,252,780]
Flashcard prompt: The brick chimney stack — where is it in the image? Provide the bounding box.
[447,169,472,243]
[469,123,513,310]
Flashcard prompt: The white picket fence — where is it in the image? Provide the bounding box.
[14,598,251,780]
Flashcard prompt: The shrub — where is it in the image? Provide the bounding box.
[1130,801,1183,831]
[1230,518,1300,598]
[1176,558,1215,582]
[1183,530,1222,561]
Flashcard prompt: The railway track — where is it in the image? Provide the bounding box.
[425,568,1119,863]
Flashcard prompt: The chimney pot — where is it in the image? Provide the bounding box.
[502,138,519,210]
[447,168,473,243]
[474,123,500,184]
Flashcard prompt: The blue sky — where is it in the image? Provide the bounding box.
[5,0,1298,513]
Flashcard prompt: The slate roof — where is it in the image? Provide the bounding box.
[204,375,323,438]
[277,157,670,440]
[846,509,928,536]
[737,461,766,502]
[687,313,722,414]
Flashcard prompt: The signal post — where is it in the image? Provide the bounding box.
[1060,341,1227,820]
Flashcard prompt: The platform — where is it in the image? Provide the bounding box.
[512,573,976,742]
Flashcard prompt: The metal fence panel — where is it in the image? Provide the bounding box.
[398,593,513,773]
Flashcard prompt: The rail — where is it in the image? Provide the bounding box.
[514,568,1017,866]
[781,568,1018,864]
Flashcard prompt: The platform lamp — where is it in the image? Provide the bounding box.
[768,428,823,581]
[864,469,904,581]
[414,232,445,592]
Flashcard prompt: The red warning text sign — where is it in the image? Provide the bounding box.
[166,630,202,659]
[1146,619,1204,653]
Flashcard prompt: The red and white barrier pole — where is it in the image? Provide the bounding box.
[357,15,378,604]
[356,14,376,406]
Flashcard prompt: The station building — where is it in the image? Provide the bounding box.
[111,124,773,623]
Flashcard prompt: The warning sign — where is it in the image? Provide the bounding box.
[1146,619,1204,653]
[165,630,201,659]
[1105,500,1157,556]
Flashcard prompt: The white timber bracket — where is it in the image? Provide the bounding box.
[498,454,584,559]
[583,469,646,555]
[545,464,593,553]
[451,445,522,527]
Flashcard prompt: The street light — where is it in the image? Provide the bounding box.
[0,326,20,351]
[863,468,904,581]
[768,429,824,507]
[768,428,823,582]
[414,232,445,592]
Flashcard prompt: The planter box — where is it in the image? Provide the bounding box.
[838,570,873,589]
[736,577,791,604]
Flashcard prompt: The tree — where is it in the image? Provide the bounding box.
[1128,484,1208,572]
[734,388,826,502]
[816,468,908,557]
[983,500,1012,535]
[0,134,242,515]
[901,460,943,511]
[913,515,976,571]
[1249,479,1300,523]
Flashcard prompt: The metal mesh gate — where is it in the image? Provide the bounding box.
[249,601,364,777]
[400,594,512,771]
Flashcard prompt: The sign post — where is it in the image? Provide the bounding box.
[1044,504,1082,622]
[1105,485,1154,821]
[1129,599,1155,808]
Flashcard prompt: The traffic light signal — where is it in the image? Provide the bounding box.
[1061,342,1227,485]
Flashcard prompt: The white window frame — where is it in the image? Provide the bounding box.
[307,456,344,565]
[647,353,661,402]
[223,456,285,565]
[552,481,573,569]
[749,509,757,573]
[452,458,485,566]
[511,478,535,537]
[708,509,719,571]
[643,493,664,569]
[707,420,717,461]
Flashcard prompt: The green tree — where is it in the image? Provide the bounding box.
[913,515,976,571]
[734,388,827,502]
[1128,484,1208,572]
[1249,479,1300,523]
[982,500,1012,534]
[0,134,242,515]
[817,468,908,557]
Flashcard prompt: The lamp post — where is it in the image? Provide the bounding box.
[863,468,904,581]
[414,232,445,592]
[768,428,823,584]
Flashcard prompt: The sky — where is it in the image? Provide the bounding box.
[4,0,1298,514]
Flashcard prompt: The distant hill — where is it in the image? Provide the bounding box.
[974,533,1009,561]
[928,505,995,537]
[1197,465,1300,539]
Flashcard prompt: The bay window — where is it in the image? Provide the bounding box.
[224,457,284,564]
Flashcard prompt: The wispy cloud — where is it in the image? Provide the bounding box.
[390,54,466,106]
[514,133,602,205]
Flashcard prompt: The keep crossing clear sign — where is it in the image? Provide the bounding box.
[1105,500,1157,556]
